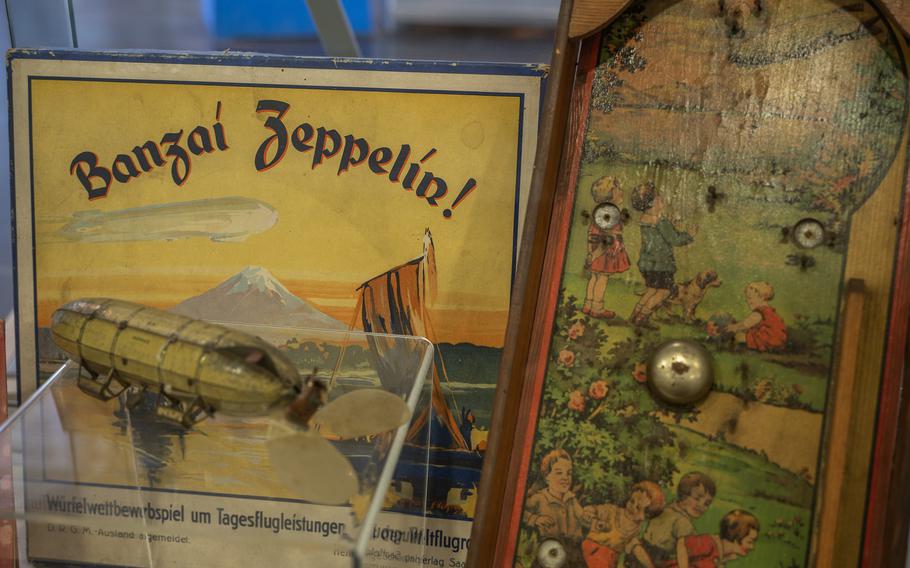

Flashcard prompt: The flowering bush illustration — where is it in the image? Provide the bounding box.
[557,349,576,367]
[588,380,609,400]
[531,292,679,504]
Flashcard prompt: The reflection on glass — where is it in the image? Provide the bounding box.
[0,325,432,567]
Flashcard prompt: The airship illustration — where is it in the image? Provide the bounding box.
[57,196,278,243]
[51,297,410,504]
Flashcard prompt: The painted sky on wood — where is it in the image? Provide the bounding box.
[588,0,907,216]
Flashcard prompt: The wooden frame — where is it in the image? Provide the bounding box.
[470,1,910,566]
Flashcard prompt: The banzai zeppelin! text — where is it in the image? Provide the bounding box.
[67,100,479,218]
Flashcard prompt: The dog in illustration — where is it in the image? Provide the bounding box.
[658,270,722,322]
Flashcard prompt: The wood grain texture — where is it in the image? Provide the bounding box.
[880,315,910,568]
[815,280,865,566]
[829,94,910,566]
[880,0,910,36]
[491,39,601,567]
[570,0,910,39]
[569,0,632,39]
[862,139,910,567]
[466,1,577,564]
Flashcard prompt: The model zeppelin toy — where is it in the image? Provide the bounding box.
[50,297,410,504]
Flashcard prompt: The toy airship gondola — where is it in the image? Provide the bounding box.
[50,297,411,505]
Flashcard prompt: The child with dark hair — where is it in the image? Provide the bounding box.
[630,182,697,326]
[639,472,716,565]
[667,510,760,568]
[581,481,665,568]
[523,449,588,545]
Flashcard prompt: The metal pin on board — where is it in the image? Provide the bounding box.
[593,202,622,230]
[537,540,567,568]
[793,218,826,249]
[647,340,714,406]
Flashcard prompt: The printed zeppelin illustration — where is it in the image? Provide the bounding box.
[511,1,908,567]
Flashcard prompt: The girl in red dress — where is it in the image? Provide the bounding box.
[725,282,787,352]
[584,177,631,319]
[667,510,759,568]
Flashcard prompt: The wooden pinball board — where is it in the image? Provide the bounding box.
[471,1,910,567]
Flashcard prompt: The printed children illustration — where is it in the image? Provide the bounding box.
[584,176,631,319]
[629,182,698,326]
[523,449,587,563]
[581,481,664,568]
[725,282,788,352]
[640,472,716,565]
[666,510,760,568]
[523,452,759,567]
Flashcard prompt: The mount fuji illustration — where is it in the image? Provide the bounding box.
[172,266,347,330]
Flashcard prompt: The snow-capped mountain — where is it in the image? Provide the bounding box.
[172,266,347,330]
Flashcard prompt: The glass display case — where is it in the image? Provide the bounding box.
[0,324,434,567]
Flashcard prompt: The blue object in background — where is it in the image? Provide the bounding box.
[201,0,374,39]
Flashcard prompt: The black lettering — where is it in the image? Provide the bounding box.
[254,99,290,172]
[291,123,314,153]
[69,152,111,199]
[402,163,420,190]
[338,134,369,174]
[111,154,141,183]
[415,171,448,205]
[388,145,411,182]
[160,130,191,186]
[368,147,393,174]
[213,122,229,150]
[187,125,215,155]
[312,127,341,168]
[213,100,229,150]
[131,141,165,172]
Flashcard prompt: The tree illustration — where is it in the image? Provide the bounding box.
[590,5,648,115]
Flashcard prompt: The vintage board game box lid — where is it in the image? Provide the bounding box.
[7,48,546,567]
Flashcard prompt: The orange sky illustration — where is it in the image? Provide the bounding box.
[35,276,508,346]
